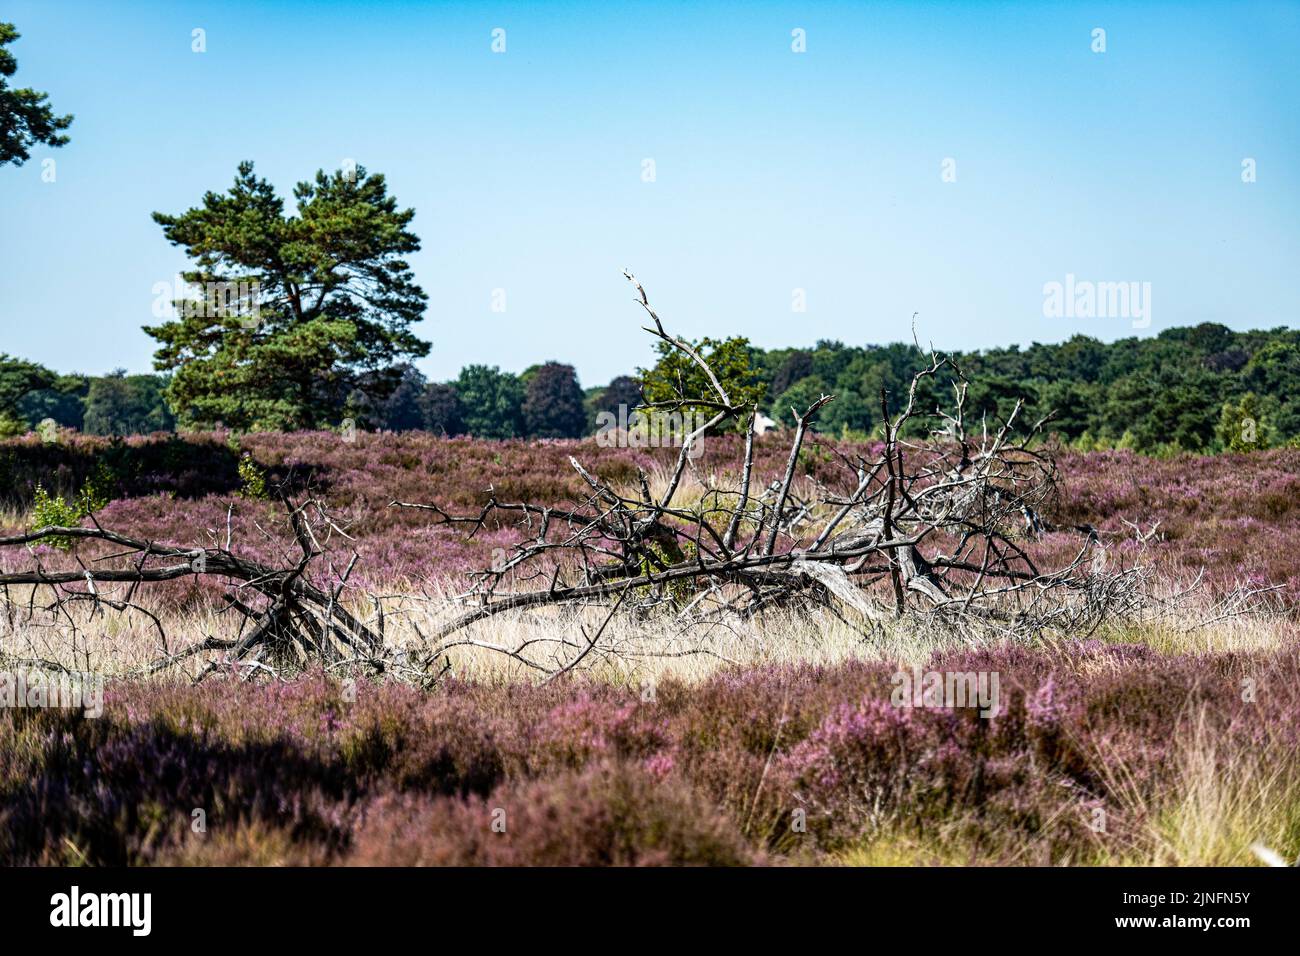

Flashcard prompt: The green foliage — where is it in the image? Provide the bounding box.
[585,376,643,433]
[0,365,173,438]
[720,323,1300,454]
[639,337,764,431]
[771,376,832,429]
[83,371,174,435]
[0,410,27,438]
[455,365,524,439]
[0,22,72,167]
[1218,393,1272,452]
[80,461,115,512]
[8,272,1300,455]
[144,161,430,430]
[759,341,946,439]
[522,362,586,438]
[419,382,464,436]
[1034,379,1098,439]
[768,349,814,397]
[17,374,88,430]
[29,466,115,550]
[30,485,82,549]
[637,537,697,606]
[1241,340,1300,439]
[372,364,426,431]
[237,453,269,500]
[0,353,55,424]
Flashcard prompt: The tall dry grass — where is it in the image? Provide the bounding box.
[2,574,1293,686]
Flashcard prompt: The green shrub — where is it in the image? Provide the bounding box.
[1217,393,1273,452]
[30,484,86,550]
[79,461,115,513]
[0,410,28,439]
[29,464,119,550]
[237,453,268,500]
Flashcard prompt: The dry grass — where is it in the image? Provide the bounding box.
[1103,707,1300,866]
[2,573,1294,686]
[827,703,1300,867]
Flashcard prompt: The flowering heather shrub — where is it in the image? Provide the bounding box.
[348,762,756,866]
[0,706,361,865]
[0,431,242,505]
[778,669,1107,854]
[653,663,879,844]
[3,433,1298,598]
[1053,448,1300,596]
[779,644,1300,860]
[785,699,916,840]
[2,644,1295,865]
[112,675,520,796]
[531,692,669,771]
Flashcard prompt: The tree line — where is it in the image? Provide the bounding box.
[5,320,1300,455]
[742,323,1300,454]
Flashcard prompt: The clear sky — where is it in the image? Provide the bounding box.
[1,0,1297,387]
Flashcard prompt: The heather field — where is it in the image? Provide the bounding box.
[0,433,1297,866]
[3,430,1299,594]
[3,646,1298,866]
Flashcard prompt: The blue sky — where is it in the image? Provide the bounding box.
[1,0,1297,386]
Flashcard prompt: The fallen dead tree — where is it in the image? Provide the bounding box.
[0,495,389,682]
[0,273,1210,685]
[391,272,1148,676]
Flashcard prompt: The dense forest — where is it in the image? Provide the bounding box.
[3,321,1299,454]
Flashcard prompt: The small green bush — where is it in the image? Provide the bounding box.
[237,453,268,500]
[29,465,118,550]
[30,484,87,550]
[79,461,115,512]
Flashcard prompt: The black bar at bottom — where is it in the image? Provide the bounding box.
[0,865,1286,943]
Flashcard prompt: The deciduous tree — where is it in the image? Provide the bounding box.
[639,335,763,432]
[523,362,586,438]
[83,371,175,436]
[0,354,54,433]
[455,365,523,439]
